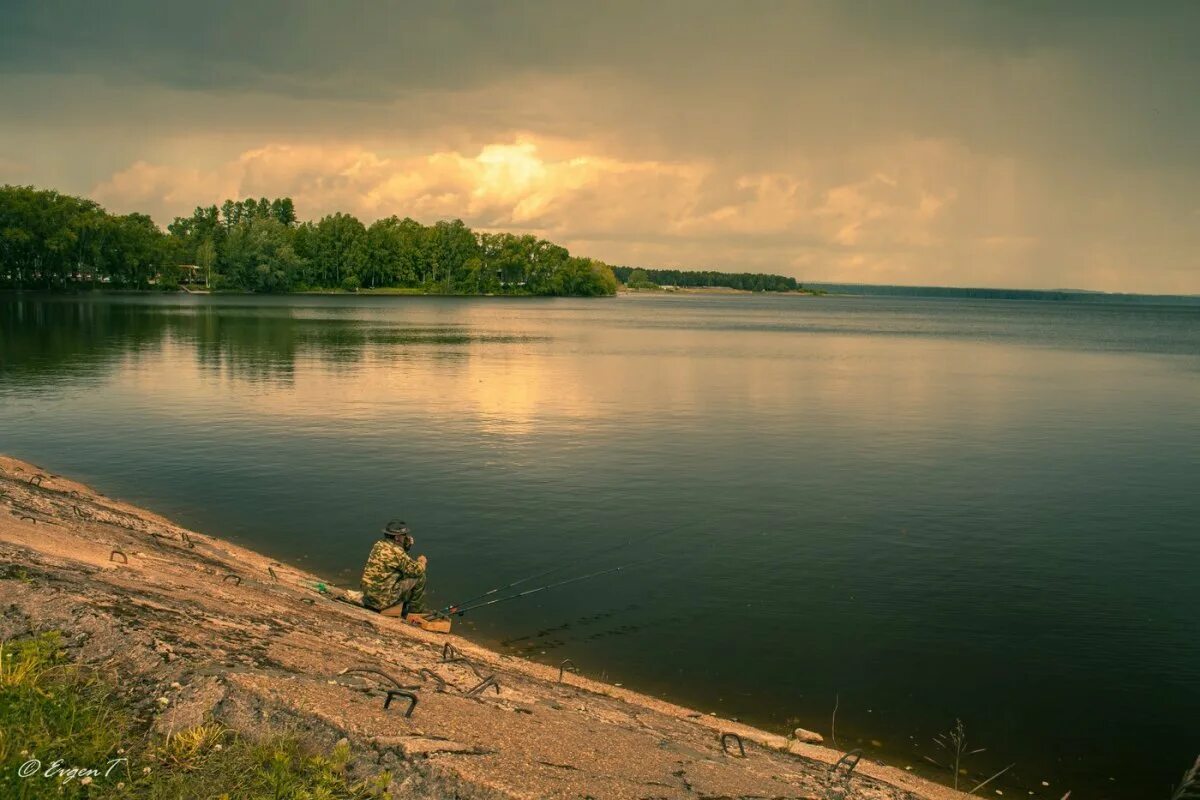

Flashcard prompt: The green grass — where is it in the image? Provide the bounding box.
[1,633,390,799]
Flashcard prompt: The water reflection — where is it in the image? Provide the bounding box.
[1,297,553,388]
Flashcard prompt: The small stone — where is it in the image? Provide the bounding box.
[792,727,824,744]
[393,737,480,757]
[1041,782,1050,787]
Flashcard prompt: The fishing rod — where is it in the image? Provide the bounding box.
[431,556,660,620]
[436,522,688,615]
[436,562,571,614]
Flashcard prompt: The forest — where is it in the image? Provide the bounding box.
[611,266,800,292]
[0,185,809,297]
[0,185,618,296]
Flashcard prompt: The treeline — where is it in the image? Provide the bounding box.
[0,187,169,289]
[0,185,618,296]
[611,266,799,292]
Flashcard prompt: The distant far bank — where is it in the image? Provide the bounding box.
[618,285,823,296]
[803,282,1200,305]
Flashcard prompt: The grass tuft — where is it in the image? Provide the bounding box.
[1173,755,1200,800]
[1,632,391,799]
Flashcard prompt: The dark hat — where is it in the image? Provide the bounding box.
[383,520,410,538]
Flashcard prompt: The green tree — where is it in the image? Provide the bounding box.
[551,257,617,296]
[625,268,658,289]
[222,217,303,292]
[101,213,169,288]
[422,219,478,291]
[269,198,297,226]
[196,237,216,287]
[313,212,366,287]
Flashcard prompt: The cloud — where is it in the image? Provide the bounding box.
[7,2,1200,291]
[94,136,1040,285]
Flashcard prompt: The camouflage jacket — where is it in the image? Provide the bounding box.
[360,538,425,609]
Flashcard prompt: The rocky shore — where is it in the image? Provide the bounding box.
[0,454,964,800]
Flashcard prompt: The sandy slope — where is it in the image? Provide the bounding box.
[0,454,964,800]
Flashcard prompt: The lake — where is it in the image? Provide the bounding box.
[2,292,1198,798]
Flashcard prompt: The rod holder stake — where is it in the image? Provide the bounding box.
[720,732,746,758]
[829,749,863,778]
[418,668,448,692]
[466,675,501,697]
[384,690,418,717]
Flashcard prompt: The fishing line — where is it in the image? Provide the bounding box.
[432,554,666,619]
[436,520,689,614]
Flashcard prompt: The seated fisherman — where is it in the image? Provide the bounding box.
[360,520,427,616]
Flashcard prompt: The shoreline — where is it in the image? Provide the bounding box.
[0,286,817,298]
[618,286,823,296]
[0,453,962,799]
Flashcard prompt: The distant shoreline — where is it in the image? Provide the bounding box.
[619,285,824,296]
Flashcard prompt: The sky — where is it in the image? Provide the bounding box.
[2,1,1198,293]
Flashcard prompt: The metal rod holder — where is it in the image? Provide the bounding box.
[466,675,501,697]
[418,668,448,692]
[829,749,863,778]
[720,732,746,758]
[441,642,482,677]
[337,667,408,689]
[384,690,418,717]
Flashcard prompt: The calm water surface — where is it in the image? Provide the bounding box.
[2,293,1198,798]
